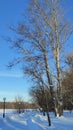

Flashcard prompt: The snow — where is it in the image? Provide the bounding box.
[0,109,73,130]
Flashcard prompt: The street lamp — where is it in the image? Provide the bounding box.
[3,97,6,118]
[19,102,21,114]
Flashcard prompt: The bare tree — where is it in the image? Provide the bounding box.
[62,70,73,110]
[27,64,53,126]
[7,0,73,118]
[62,52,73,110]
[14,95,25,113]
[65,52,73,69]
[30,84,52,126]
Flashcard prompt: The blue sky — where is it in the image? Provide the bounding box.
[0,0,31,102]
[0,0,73,102]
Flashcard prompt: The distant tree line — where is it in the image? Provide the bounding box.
[0,101,39,110]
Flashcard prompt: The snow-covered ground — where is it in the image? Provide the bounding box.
[0,109,73,130]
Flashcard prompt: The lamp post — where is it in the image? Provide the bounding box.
[19,102,21,114]
[3,97,6,118]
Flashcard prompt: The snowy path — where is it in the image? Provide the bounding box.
[0,110,48,130]
[0,110,73,130]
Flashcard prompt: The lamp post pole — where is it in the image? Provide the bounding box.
[3,97,6,118]
[19,102,21,114]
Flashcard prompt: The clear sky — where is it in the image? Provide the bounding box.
[0,0,31,102]
[0,0,73,102]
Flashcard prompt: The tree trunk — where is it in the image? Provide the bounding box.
[55,46,63,116]
[43,110,45,116]
[46,112,51,126]
[53,9,63,116]
[44,51,54,104]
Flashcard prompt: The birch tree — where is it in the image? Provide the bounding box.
[7,0,73,117]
